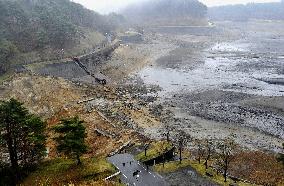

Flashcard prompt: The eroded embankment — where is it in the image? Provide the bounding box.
[0,73,164,159]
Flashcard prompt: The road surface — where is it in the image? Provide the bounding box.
[108,153,167,186]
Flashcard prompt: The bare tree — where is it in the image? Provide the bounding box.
[152,140,171,168]
[195,139,205,164]
[140,135,150,157]
[162,123,174,142]
[164,125,171,142]
[144,143,150,156]
[161,143,169,168]
[204,139,215,169]
[176,130,190,164]
[215,137,238,182]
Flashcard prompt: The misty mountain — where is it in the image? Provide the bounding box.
[0,0,124,74]
[122,0,207,26]
[209,2,284,21]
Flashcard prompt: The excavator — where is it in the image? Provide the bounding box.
[72,57,107,85]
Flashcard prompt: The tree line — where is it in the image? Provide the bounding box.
[176,131,238,182]
[0,99,88,185]
[1,98,283,185]
[154,126,284,183]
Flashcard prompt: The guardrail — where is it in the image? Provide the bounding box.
[104,171,121,180]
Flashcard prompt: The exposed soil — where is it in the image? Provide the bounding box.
[0,74,162,158]
[133,21,284,153]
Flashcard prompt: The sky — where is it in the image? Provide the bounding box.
[72,0,281,14]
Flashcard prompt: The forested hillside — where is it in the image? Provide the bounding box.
[209,2,284,21]
[0,0,124,75]
[123,0,207,26]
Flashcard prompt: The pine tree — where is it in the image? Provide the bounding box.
[53,116,88,165]
[21,115,47,165]
[0,98,46,182]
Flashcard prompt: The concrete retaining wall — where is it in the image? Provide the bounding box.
[144,147,176,166]
[34,40,121,80]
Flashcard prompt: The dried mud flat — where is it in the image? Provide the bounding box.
[134,21,284,153]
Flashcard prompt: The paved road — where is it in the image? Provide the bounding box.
[108,153,167,186]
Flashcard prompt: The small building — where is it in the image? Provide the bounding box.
[119,30,143,44]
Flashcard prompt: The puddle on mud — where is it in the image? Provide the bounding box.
[139,41,284,97]
[210,42,250,52]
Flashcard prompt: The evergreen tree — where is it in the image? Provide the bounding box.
[0,98,46,182]
[20,115,47,165]
[53,116,88,165]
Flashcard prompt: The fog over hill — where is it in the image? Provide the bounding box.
[209,1,284,21]
[0,0,124,74]
[122,0,208,26]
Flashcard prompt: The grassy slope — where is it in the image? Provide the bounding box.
[143,141,251,186]
[188,160,255,186]
[135,141,173,162]
[21,157,120,186]
[148,147,258,186]
[154,159,256,186]
[154,160,191,173]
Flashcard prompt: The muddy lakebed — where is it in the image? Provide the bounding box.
[135,21,284,153]
[26,20,284,153]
